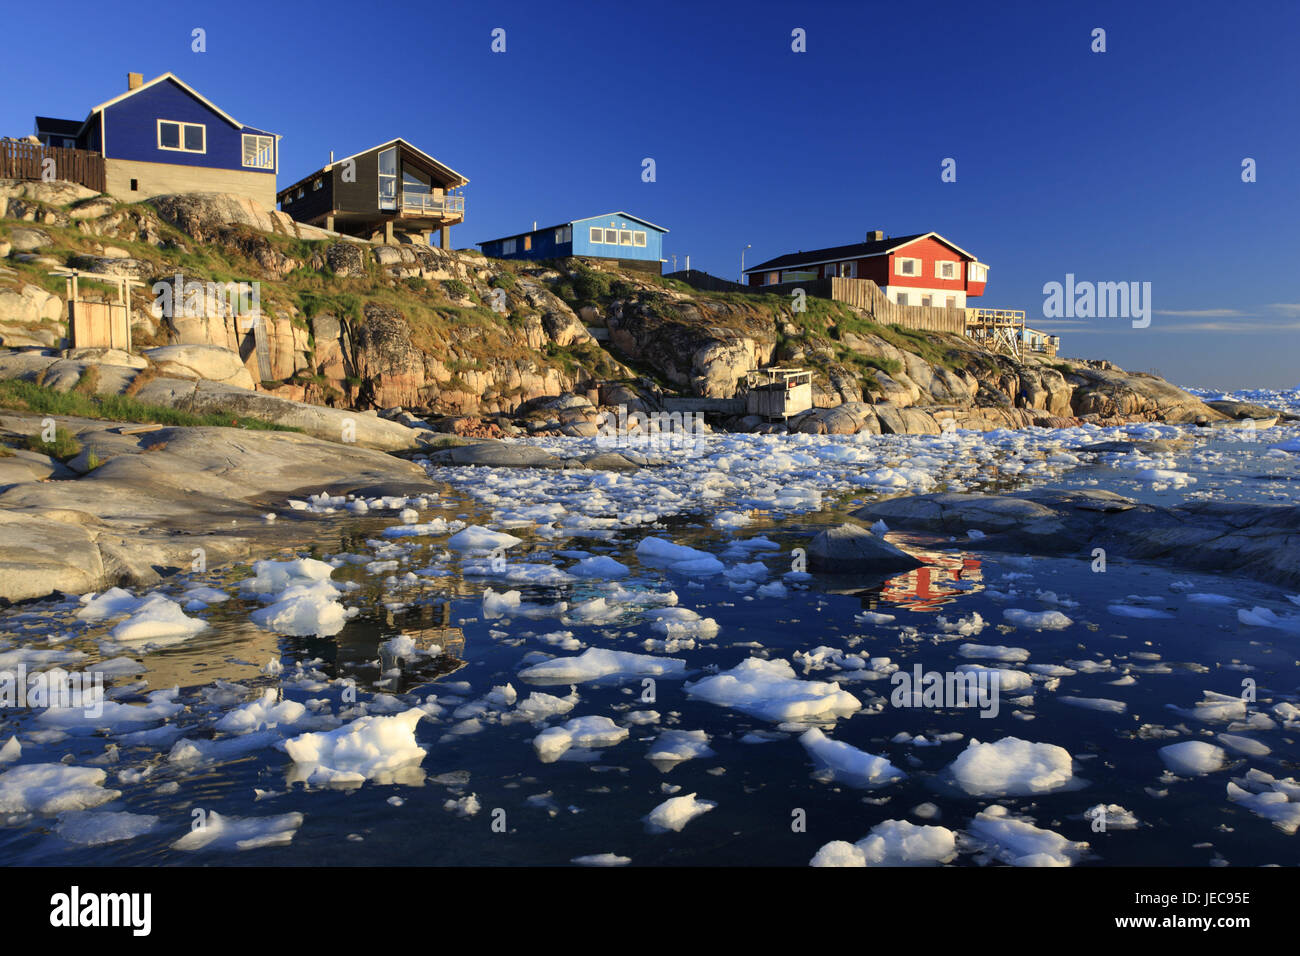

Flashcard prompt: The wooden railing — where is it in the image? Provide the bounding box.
[0,140,106,193]
[400,193,465,218]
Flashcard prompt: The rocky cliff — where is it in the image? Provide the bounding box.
[0,181,1229,437]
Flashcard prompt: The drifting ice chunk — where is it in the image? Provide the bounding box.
[800,728,905,789]
[1003,608,1072,630]
[1226,769,1300,833]
[171,810,304,851]
[572,852,631,866]
[250,581,346,637]
[646,607,720,639]
[568,556,631,578]
[242,557,334,595]
[518,648,686,685]
[54,810,161,846]
[214,689,308,735]
[0,763,121,816]
[1084,804,1139,830]
[76,587,144,621]
[0,736,19,764]
[810,819,957,867]
[636,537,725,575]
[685,657,862,723]
[646,729,715,769]
[447,526,522,551]
[966,805,1088,867]
[645,792,717,833]
[283,708,427,786]
[958,644,1029,662]
[1158,740,1227,776]
[534,715,629,762]
[947,737,1078,796]
[110,596,207,644]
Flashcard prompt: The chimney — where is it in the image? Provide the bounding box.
[532,220,537,231]
[127,72,143,91]
[866,230,884,242]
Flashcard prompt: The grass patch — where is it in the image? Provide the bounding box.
[25,426,81,462]
[0,380,298,431]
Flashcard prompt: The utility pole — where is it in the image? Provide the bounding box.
[741,243,751,283]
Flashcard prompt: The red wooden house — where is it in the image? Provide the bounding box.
[744,230,988,309]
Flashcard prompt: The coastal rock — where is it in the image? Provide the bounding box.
[851,489,1300,588]
[144,344,256,389]
[806,522,923,574]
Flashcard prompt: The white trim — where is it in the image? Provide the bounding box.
[589,226,603,244]
[934,259,960,280]
[744,231,978,275]
[89,73,243,129]
[157,119,206,153]
[329,137,469,188]
[575,211,668,233]
[895,256,922,277]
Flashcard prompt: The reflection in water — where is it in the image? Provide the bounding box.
[867,547,983,613]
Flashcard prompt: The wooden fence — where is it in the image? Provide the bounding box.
[0,141,106,193]
[752,276,968,334]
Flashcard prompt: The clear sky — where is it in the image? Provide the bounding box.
[5,0,1296,389]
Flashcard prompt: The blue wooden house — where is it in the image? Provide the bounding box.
[478,212,667,271]
[35,72,279,208]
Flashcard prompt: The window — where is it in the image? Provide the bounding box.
[895,257,920,276]
[935,260,959,280]
[158,120,205,153]
[604,229,618,244]
[295,188,304,199]
[895,290,912,306]
[556,226,572,243]
[633,231,646,247]
[502,238,516,254]
[617,230,631,245]
[312,178,324,191]
[242,134,274,169]
[129,178,138,191]
[377,147,397,211]
[523,235,532,251]
[589,227,603,243]
[920,294,932,308]
[968,262,987,283]
[946,295,957,308]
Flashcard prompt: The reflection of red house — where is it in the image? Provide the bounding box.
[869,550,983,612]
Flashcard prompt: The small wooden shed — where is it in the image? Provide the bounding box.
[745,367,813,420]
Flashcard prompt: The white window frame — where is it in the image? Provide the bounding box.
[935,260,959,280]
[604,228,619,244]
[895,257,921,277]
[589,226,603,244]
[502,238,516,255]
[968,262,987,282]
[633,231,647,247]
[619,229,633,245]
[241,133,274,169]
[158,119,206,153]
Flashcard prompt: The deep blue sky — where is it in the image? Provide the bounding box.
[6,0,1297,389]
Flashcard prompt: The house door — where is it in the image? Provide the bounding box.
[378,147,397,212]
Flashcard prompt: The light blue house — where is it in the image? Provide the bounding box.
[478,212,667,271]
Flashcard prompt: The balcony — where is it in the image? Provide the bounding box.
[398,192,465,220]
